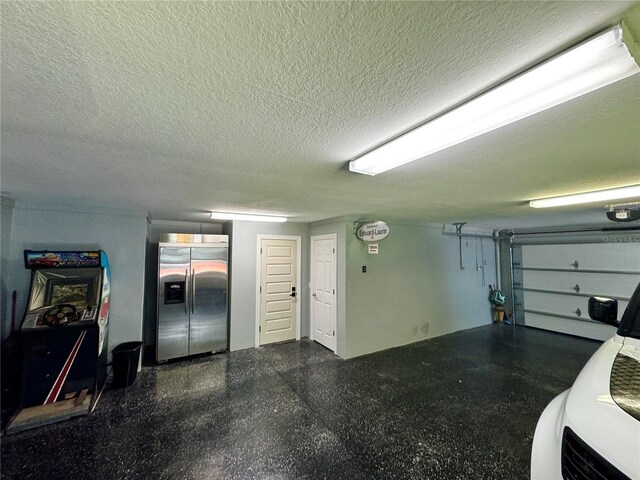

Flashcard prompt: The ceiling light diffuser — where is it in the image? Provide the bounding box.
[349,25,639,176]
[210,211,287,222]
[529,185,640,208]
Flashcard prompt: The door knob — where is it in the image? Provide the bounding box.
[290,292,297,298]
[312,293,317,298]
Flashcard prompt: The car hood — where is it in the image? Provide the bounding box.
[563,336,640,478]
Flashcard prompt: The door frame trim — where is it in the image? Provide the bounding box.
[255,234,302,347]
[310,233,337,351]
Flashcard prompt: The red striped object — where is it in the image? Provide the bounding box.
[43,330,87,405]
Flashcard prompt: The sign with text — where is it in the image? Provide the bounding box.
[368,244,379,254]
[24,250,101,269]
[356,221,390,242]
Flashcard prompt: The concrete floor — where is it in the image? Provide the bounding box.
[1,324,601,479]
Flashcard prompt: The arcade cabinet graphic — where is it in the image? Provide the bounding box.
[6,251,111,432]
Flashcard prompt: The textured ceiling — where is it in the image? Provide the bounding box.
[1,1,639,227]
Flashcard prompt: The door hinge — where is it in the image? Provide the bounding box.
[260,248,262,254]
[259,325,261,332]
[333,330,335,336]
[333,248,335,253]
[333,289,335,294]
[260,286,262,293]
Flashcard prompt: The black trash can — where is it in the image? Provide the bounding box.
[111,341,143,389]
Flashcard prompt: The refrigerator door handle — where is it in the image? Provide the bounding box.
[191,269,195,314]
[184,269,188,314]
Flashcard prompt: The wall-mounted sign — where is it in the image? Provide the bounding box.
[356,221,390,242]
[368,243,379,254]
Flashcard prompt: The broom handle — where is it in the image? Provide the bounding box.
[11,290,17,332]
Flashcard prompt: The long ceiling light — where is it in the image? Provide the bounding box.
[210,211,287,222]
[349,25,639,176]
[529,184,640,208]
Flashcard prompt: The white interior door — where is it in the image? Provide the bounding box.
[311,235,336,351]
[259,238,297,345]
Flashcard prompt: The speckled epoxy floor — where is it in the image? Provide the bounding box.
[1,325,600,480]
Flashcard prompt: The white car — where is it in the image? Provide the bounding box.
[531,283,640,480]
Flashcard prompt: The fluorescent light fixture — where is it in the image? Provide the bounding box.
[529,185,640,208]
[210,211,287,222]
[349,25,639,176]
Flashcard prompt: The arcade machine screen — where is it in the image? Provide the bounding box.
[49,280,91,305]
[24,269,101,328]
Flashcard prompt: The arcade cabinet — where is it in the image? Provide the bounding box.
[6,251,111,433]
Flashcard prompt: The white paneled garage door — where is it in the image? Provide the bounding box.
[512,234,640,341]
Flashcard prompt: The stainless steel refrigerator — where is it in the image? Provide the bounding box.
[156,234,228,362]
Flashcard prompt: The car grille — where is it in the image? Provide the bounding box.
[562,427,630,480]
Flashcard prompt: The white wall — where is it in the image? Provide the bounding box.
[310,219,497,359]
[344,222,497,358]
[5,204,147,353]
[229,221,310,351]
[2,202,496,361]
